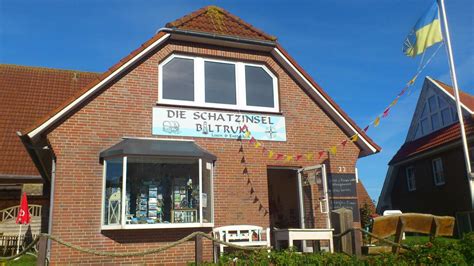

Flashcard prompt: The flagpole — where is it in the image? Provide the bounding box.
[438,0,474,207]
[16,224,22,255]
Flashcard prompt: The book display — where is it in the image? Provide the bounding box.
[125,174,199,224]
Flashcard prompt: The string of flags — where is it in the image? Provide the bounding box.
[238,76,415,162]
[237,41,444,162]
[238,136,269,217]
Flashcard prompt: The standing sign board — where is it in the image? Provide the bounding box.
[152,107,286,141]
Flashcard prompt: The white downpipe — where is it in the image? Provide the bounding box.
[438,0,474,209]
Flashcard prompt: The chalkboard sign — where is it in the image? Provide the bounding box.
[330,199,360,222]
[327,173,357,197]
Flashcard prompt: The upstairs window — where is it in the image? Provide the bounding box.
[162,57,194,101]
[432,158,445,186]
[406,166,416,192]
[159,54,279,112]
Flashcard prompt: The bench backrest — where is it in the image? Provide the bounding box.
[213,225,264,242]
[370,213,455,243]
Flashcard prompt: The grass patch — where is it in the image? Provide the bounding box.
[1,254,36,266]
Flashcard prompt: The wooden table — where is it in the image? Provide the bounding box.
[273,228,334,253]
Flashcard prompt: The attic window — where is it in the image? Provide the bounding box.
[412,94,457,140]
[158,54,279,112]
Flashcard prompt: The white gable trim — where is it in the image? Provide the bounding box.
[272,48,378,154]
[27,33,171,138]
[428,76,474,114]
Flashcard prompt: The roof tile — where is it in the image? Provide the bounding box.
[166,6,276,41]
[0,64,100,176]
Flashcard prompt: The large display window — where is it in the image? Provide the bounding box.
[101,156,214,229]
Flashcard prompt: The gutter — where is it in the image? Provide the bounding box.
[158,27,277,48]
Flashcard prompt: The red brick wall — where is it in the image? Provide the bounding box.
[47,40,361,264]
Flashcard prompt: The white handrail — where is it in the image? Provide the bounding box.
[0,204,42,224]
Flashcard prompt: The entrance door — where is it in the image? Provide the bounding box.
[297,165,330,229]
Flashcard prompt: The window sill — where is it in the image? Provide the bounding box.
[101,223,214,230]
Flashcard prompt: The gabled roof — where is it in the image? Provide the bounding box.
[432,78,474,113]
[20,6,380,157]
[389,78,474,164]
[0,64,100,176]
[390,117,474,164]
[166,6,276,42]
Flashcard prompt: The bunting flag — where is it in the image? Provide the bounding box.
[350,134,359,142]
[305,153,314,160]
[253,196,259,203]
[276,154,284,160]
[318,151,326,159]
[363,125,369,132]
[390,98,399,107]
[241,156,246,164]
[250,187,255,194]
[262,147,267,153]
[241,125,248,132]
[243,167,248,175]
[245,131,251,138]
[249,137,256,144]
[341,140,348,148]
[382,108,390,118]
[329,146,337,155]
[254,141,262,148]
[239,145,244,153]
[374,117,381,127]
[268,150,275,159]
[296,155,303,161]
[285,155,293,162]
[259,204,263,211]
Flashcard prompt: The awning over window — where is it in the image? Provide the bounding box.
[99,138,217,162]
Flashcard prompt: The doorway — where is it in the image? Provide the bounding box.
[267,168,300,230]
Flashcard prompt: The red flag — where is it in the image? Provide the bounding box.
[382,108,390,118]
[16,193,30,225]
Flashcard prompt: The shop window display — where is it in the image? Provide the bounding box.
[102,156,213,229]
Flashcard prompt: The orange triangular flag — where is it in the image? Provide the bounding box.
[305,153,314,160]
[374,117,380,127]
[329,146,337,155]
[350,134,359,142]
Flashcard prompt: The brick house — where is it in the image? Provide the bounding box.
[15,6,380,263]
[377,77,474,236]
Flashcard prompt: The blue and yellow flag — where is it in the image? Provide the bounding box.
[403,1,443,57]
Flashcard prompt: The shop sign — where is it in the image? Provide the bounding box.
[152,107,286,141]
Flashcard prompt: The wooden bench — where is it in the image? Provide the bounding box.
[366,213,455,254]
[212,225,270,262]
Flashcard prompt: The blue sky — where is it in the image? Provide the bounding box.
[1,0,473,201]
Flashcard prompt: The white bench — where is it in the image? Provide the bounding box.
[273,228,334,253]
[212,225,270,261]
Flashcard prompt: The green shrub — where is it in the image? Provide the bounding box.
[400,239,466,265]
[203,237,470,266]
[459,232,474,264]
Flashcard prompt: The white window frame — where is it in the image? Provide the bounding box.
[101,156,214,230]
[406,166,416,192]
[158,54,279,113]
[432,157,445,186]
